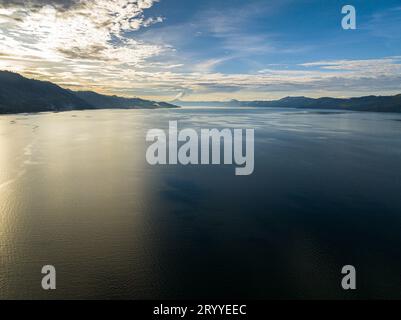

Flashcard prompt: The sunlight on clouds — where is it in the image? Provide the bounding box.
[0,0,168,88]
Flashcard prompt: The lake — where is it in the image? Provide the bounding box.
[1,107,401,299]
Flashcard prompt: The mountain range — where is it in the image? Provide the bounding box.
[173,94,401,113]
[0,71,177,114]
[2,70,401,114]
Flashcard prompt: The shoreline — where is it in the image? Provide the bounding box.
[0,105,180,117]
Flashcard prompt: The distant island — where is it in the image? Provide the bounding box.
[173,94,401,113]
[0,71,177,114]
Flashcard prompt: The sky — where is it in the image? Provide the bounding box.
[0,0,400,101]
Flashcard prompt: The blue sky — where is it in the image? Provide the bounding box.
[1,0,400,100]
[141,0,401,67]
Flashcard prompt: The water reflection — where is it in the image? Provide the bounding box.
[0,108,401,299]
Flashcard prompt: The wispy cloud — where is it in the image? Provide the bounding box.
[364,6,401,40]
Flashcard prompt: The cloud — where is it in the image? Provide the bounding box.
[299,57,401,76]
[0,0,168,78]
[364,6,401,40]
[0,0,81,11]
[173,91,186,100]
[192,57,233,73]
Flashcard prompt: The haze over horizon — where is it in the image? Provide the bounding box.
[1,0,401,102]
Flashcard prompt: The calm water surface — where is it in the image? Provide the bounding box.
[1,107,401,299]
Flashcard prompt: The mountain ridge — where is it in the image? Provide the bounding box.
[173,94,401,112]
[0,71,177,114]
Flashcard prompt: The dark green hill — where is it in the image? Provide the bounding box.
[73,90,176,110]
[241,95,401,112]
[0,71,177,114]
[0,71,92,114]
[174,95,401,113]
